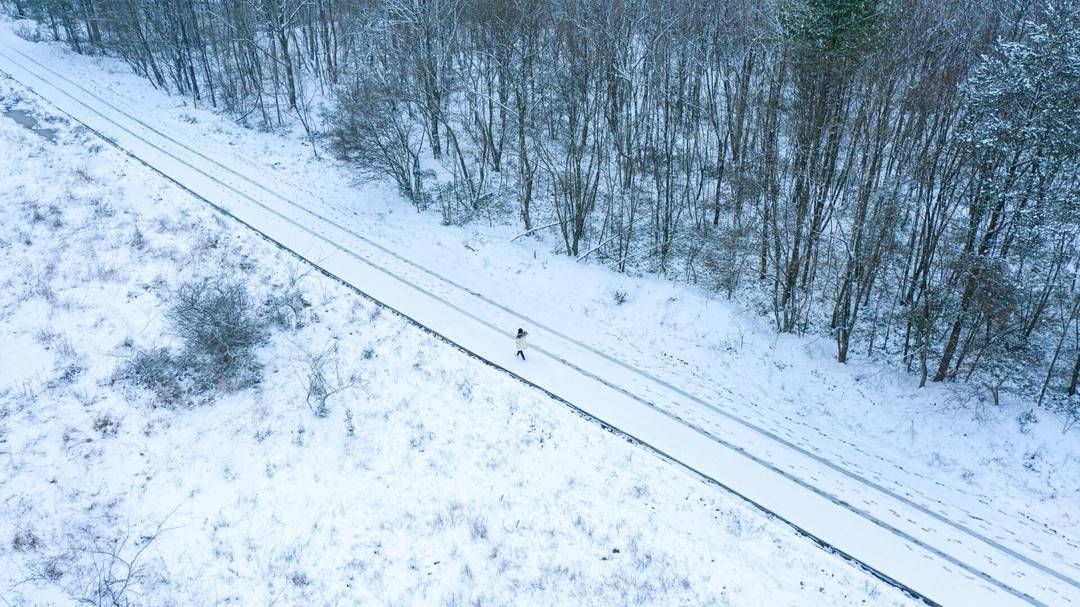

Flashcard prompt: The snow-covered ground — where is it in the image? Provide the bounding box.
[2,21,1075,539]
[3,15,1080,604]
[0,76,920,605]
[4,15,1078,547]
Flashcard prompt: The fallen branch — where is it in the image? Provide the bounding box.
[509,221,561,243]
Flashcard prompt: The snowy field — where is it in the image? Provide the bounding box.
[0,77,918,605]
[0,17,1073,554]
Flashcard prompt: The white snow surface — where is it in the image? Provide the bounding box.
[1,17,1079,606]
[0,75,915,606]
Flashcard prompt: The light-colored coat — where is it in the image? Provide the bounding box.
[515,334,528,351]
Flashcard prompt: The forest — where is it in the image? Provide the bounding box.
[4,0,1079,423]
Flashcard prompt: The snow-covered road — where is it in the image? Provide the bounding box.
[1,39,1077,607]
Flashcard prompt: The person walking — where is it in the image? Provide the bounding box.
[515,328,528,360]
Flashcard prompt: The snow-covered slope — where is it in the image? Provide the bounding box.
[1,17,1078,606]
[0,76,917,605]
[2,20,1072,550]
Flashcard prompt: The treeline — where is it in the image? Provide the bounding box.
[7,0,1080,420]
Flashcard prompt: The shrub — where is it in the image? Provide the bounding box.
[62,523,168,606]
[93,414,121,437]
[469,516,488,541]
[1017,409,1039,434]
[169,279,267,391]
[12,529,41,552]
[325,77,427,206]
[344,409,355,438]
[116,277,311,405]
[116,347,187,407]
[1055,397,1079,433]
[90,200,115,219]
[130,226,147,251]
[298,342,355,418]
[261,272,311,330]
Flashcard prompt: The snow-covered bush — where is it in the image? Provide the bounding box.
[11,529,41,553]
[169,279,267,392]
[129,225,146,251]
[116,345,190,406]
[325,76,428,207]
[1055,397,1080,433]
[298,342,355,418]
[93,414,121,438]
[116,279,273,405]
[1017,409,1039,434]
[115,347,188,407]
[261,270,313,330]
[59,525,168,607]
